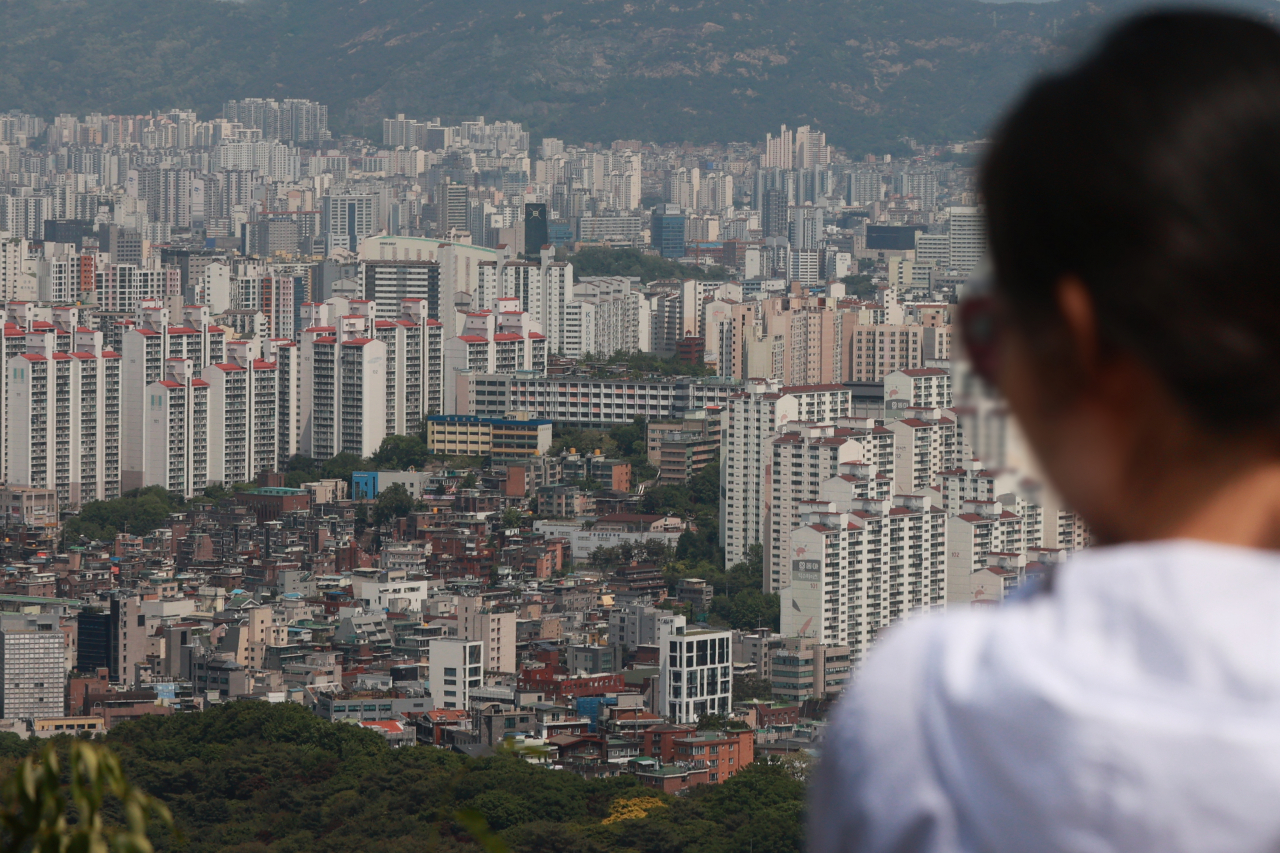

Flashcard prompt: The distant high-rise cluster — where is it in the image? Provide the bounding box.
[0,99,1068,729]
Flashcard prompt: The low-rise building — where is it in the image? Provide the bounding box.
[424,413,552,459]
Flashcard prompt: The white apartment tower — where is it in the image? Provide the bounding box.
[117,301,225,491]
[299,324,387,460]
[782,494,947,663]
[442,301,547,390]
[265,338,301,467]
[6,330,121,505]
[947,206,986,273]
[721,379,857,571]
[299,297,442,460]
[767,423,867,594]
[142,359,209,499]
[201,341,279,486]
[496,248,573,354]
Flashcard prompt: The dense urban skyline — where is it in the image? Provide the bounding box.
[0,73,1053,853]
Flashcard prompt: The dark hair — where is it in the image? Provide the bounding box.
[983,10,1280,431]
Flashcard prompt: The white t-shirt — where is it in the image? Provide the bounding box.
[810,541,1280,853]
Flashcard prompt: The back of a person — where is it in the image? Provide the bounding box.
[811,11,1280,853]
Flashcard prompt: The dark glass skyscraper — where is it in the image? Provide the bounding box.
[524,203,548,256]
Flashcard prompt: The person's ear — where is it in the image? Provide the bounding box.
[1056,276,1101,384]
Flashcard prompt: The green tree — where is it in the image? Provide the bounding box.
[641,486,691,516]
[371,482,414,527]
[321,452,366,484]
[61,487,181,546]
[463,790,533,832]
[371,435,430,471]
[0,740,174,853]
[566,247,729,284]
[687,453,721,506]
[499,508,524,530]
[460,471,479,490]
[840,273,879,300]
[550,426,614,458]
[733,674,774,702]
[0,701,808,853]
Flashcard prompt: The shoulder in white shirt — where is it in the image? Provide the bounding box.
[810,540,1280,853]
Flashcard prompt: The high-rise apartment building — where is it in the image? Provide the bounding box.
[442,303,546,389]
[117,302,225,492]
[727,295,842,386]
[222,98,328,144]
[136,167,194,227]
[265,337,301,466]
[368,299,444,433]
[6,332,122,505]
[562,277,644,358]
[767,423,868,593]
[886,412,965,495]
[947,206,986,273]
[201,344,278,487]
[763,125,795,169]
[721,379,858,570]
[488,249,573,354]
[788,205,823,250]
[299,323,387,460]
[142,358,209,499]
[782,494,947,663]
[847,324,929,382]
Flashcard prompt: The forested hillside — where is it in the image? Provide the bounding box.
[0,702,807,853]
[4,0,1270,151]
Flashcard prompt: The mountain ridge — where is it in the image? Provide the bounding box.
[2,0,1276,152]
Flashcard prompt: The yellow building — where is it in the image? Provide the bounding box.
[426,412,552,458]
[32,716,105,737]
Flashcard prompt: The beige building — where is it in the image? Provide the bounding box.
[457,596,516,674]
[0,485,57,527]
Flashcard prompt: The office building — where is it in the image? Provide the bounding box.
[362,260,442,320]
[436,181,470,234]
[0,614,64,720]
[321,194,376,254]
[524,203,548,256]
[659,625,732,724]
[651,204,686,259]
[424,413,552,458]
[610,604,686,651]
